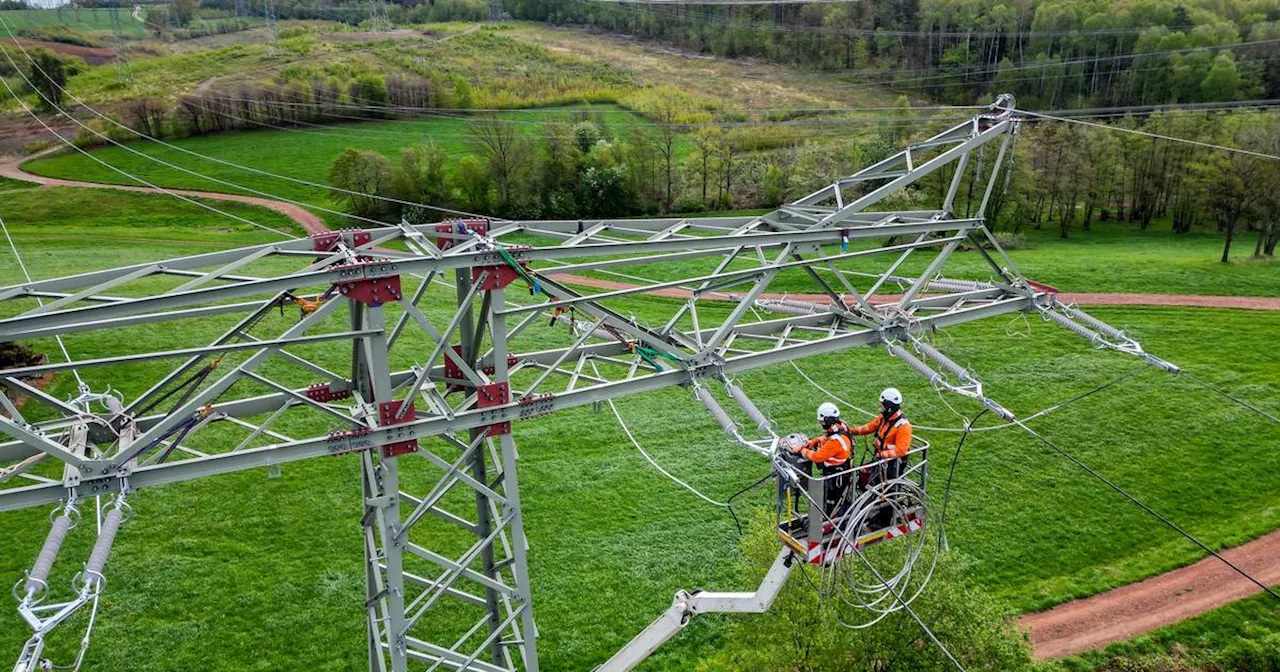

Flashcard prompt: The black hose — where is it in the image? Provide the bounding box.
[937,409,988,550]
[726,472,774,536]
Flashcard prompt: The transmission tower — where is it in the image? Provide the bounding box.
[368,0,392,33]
[488,0,507,21]
[0,98,1179,672]
[263,0,281,56]
[107,2,134,88]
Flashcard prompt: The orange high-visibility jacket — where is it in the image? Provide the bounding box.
[852,411,912,459]
[801,422,852,467]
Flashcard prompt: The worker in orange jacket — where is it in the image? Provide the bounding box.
[851,388,913,527]
[850,387,913,464]
[788,402,853,512]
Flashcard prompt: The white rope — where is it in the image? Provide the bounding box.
[590,360,730,508]
[0,209,84,388]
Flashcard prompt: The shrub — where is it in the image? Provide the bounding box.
[697,514,1034,672]
[1217,633,1280,672]
[329,147,396,219]
[0,342,43,375]
[17,26,101,48]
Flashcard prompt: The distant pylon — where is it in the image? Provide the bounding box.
[264,0,280,55]
[488,0,507,21]
[108,2,134,88]
[368,0,391,33]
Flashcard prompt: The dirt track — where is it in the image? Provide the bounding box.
[5,152,1279,311]
[1021,530,1280,659]
[11,38,117,66]
[0,152,326,234]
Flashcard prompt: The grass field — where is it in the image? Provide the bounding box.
[1,185,1278,669]
[0,175,35,191]
[20,104,695,220]
[0,8,151,37]
[1063,592,1280,670]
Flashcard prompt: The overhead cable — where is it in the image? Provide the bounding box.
[1014,419,1280,602]
[0,74,296,239]
[1021,109,1280,160]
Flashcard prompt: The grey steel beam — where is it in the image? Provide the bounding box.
[0,294,1038,512]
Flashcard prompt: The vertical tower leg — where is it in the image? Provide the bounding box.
[488,286,540,670]
[356,303,409,672]
[457,270,507,667]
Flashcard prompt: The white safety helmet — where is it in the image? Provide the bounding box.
[880,387,903,406]
[816,402,841,424]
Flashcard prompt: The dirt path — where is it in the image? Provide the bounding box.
[1021,530,1280,659]
[5,151,1279,311]
[0,152,326,234]
[548,274,1280,311]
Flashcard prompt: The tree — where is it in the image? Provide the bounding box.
[126,98,169,138]
[1200,52,1241,102]
[172,0,198,26]
[26,49,66,112]
[394,141,450,219]
[697,516,1034,671]
[537,123,581,218]
[1193,123,1271,263]
[467,116,531,213]
[144,7,169,37]
[328,148,395,220]
[453,155,490,212]
[632,88,707,213]
[348,75,389,115]
[572,120,601,154]
[688,128,720,207]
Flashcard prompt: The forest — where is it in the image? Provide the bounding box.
[510,0,1280,109]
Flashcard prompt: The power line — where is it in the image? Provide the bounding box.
[0,76,296,239]
[1,24,496,223]
[605,0,1265,39]
[1182,372,1280,425]
[1021,109,1280,161]
[1014,419,1280,602]
[852,547,969,672]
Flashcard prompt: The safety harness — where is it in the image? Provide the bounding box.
[874,410,909,454]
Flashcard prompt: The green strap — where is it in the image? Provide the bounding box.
[493,246,541,294]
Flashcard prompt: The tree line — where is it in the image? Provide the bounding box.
[1009,111,1280,261]
[62,70,431,142]
[327,112,905,222]
[325,105,1279,264]
[508,0,1280,109]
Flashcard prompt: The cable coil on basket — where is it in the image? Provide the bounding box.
[784,436,940,631]
[821,478,937,630]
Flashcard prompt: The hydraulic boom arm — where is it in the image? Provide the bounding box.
[596,548,795,672]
